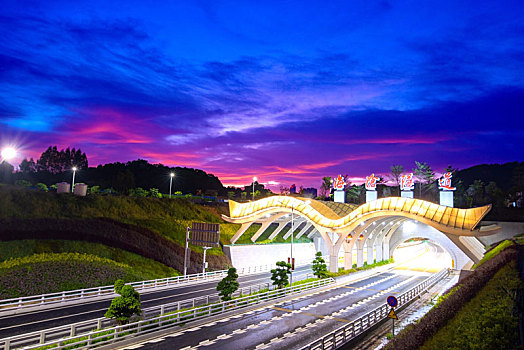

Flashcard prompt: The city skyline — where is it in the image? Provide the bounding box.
[1,0,523,189]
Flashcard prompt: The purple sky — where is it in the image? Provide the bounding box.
[1,1,523,190]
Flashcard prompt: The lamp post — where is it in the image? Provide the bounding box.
[1,147,17,163]
[71,167,77,193]
[286,198,311,288]
[169,172,175,198]
[252,176,257,201]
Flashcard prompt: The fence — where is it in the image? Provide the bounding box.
[0,278,335,350]
[300,269,449,350]
[0,256,324,313]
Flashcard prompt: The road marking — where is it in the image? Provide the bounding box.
[124,344,144,349]
[198,339,215,346]
[147,338,165,343]
[255,344,270,349]
[217,334,232,340]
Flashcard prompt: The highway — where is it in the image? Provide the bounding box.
[0,265,313,339]
[116,243,448,349]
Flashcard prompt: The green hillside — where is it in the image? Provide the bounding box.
[0,185,312,297]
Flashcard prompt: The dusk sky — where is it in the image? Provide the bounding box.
[1,0,523,189]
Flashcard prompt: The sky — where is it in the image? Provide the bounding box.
[1,0,523,190]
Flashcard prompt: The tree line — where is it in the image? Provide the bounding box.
[0,146,226,196]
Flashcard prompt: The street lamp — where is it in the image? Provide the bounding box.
[169,172,175,198]
[282,198,311,288]
[1,147,17,162]
[252,176,257,201]
[71,167,77,193]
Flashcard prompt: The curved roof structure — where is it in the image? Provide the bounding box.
[222,196,498,237]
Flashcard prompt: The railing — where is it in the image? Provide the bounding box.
[301,269,449,350]
[0,257,320,313]
[0,278,335,350]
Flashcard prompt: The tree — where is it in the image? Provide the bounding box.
[271,261,292,289]
[216,267,239,301]
[312,252,328,278]
[0,161,14,183]
[319,176,332,199]
[19,158,37,173]
[466,180,485,207]
[413,161,436,200]
[485,181,504,207]
[130,187,149,197]
[389,165,404,196]
[105,281,141,325]
[36,146,88,174]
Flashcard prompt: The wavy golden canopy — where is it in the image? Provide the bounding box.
[223,196,493,234]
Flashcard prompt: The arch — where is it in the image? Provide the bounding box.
[223,196,501,272]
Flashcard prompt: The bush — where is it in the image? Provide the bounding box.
[216,267,239,301]
[312,252,328,278]
[271,261,291,289]
[105,282,141,325]
[149,188,162,198]
[129,187,148,197]
[36,183,48,192]
[14,180,32,187]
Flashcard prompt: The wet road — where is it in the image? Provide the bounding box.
[122,270,430,349]
[0,265,313,339]
[118,244,444,350]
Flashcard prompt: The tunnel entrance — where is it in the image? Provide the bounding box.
[393,238,452,272]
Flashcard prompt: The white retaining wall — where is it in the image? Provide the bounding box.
[223,243,318,269]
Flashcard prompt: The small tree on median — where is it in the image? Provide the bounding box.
[271,261,292,289]
[105,280,141,325]
[312,252,328,278]
[216,267,239,301]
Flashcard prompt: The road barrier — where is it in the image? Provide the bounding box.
[0,256,324,313]
[0,278,334,350]
[300,269,449,350]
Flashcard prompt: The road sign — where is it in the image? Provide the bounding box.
[387,295,398,308]
[387,308,398,320]
[190,222,220,247]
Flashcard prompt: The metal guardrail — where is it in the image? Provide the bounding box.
[300,269,449,350]
[1,278,335,350]
[0,256,322,313]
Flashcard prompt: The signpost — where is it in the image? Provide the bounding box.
[387,295,398,336]
[184,222,220,276]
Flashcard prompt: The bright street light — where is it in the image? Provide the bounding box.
[71,166,77,193]
[278,197,311,287]
[169,172,175,198]
[1,147,17,162]
[252,176,257,201]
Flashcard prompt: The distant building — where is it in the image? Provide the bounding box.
[290,184,297,194]
[302,187,317,198]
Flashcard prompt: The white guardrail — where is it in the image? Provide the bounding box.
[1,278,335,350]
[0,256,323,313]
[300,269,450,350]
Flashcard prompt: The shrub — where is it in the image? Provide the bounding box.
[216,267,239,301]
[129,187,148,197]
[14,180,32,187]
[271,261,291,289]
[149,188,162,198]
[36,183,48,192]
[312,252,328,278]
[105,282,141,325]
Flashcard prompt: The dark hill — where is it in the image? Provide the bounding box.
[455,161,524,191]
